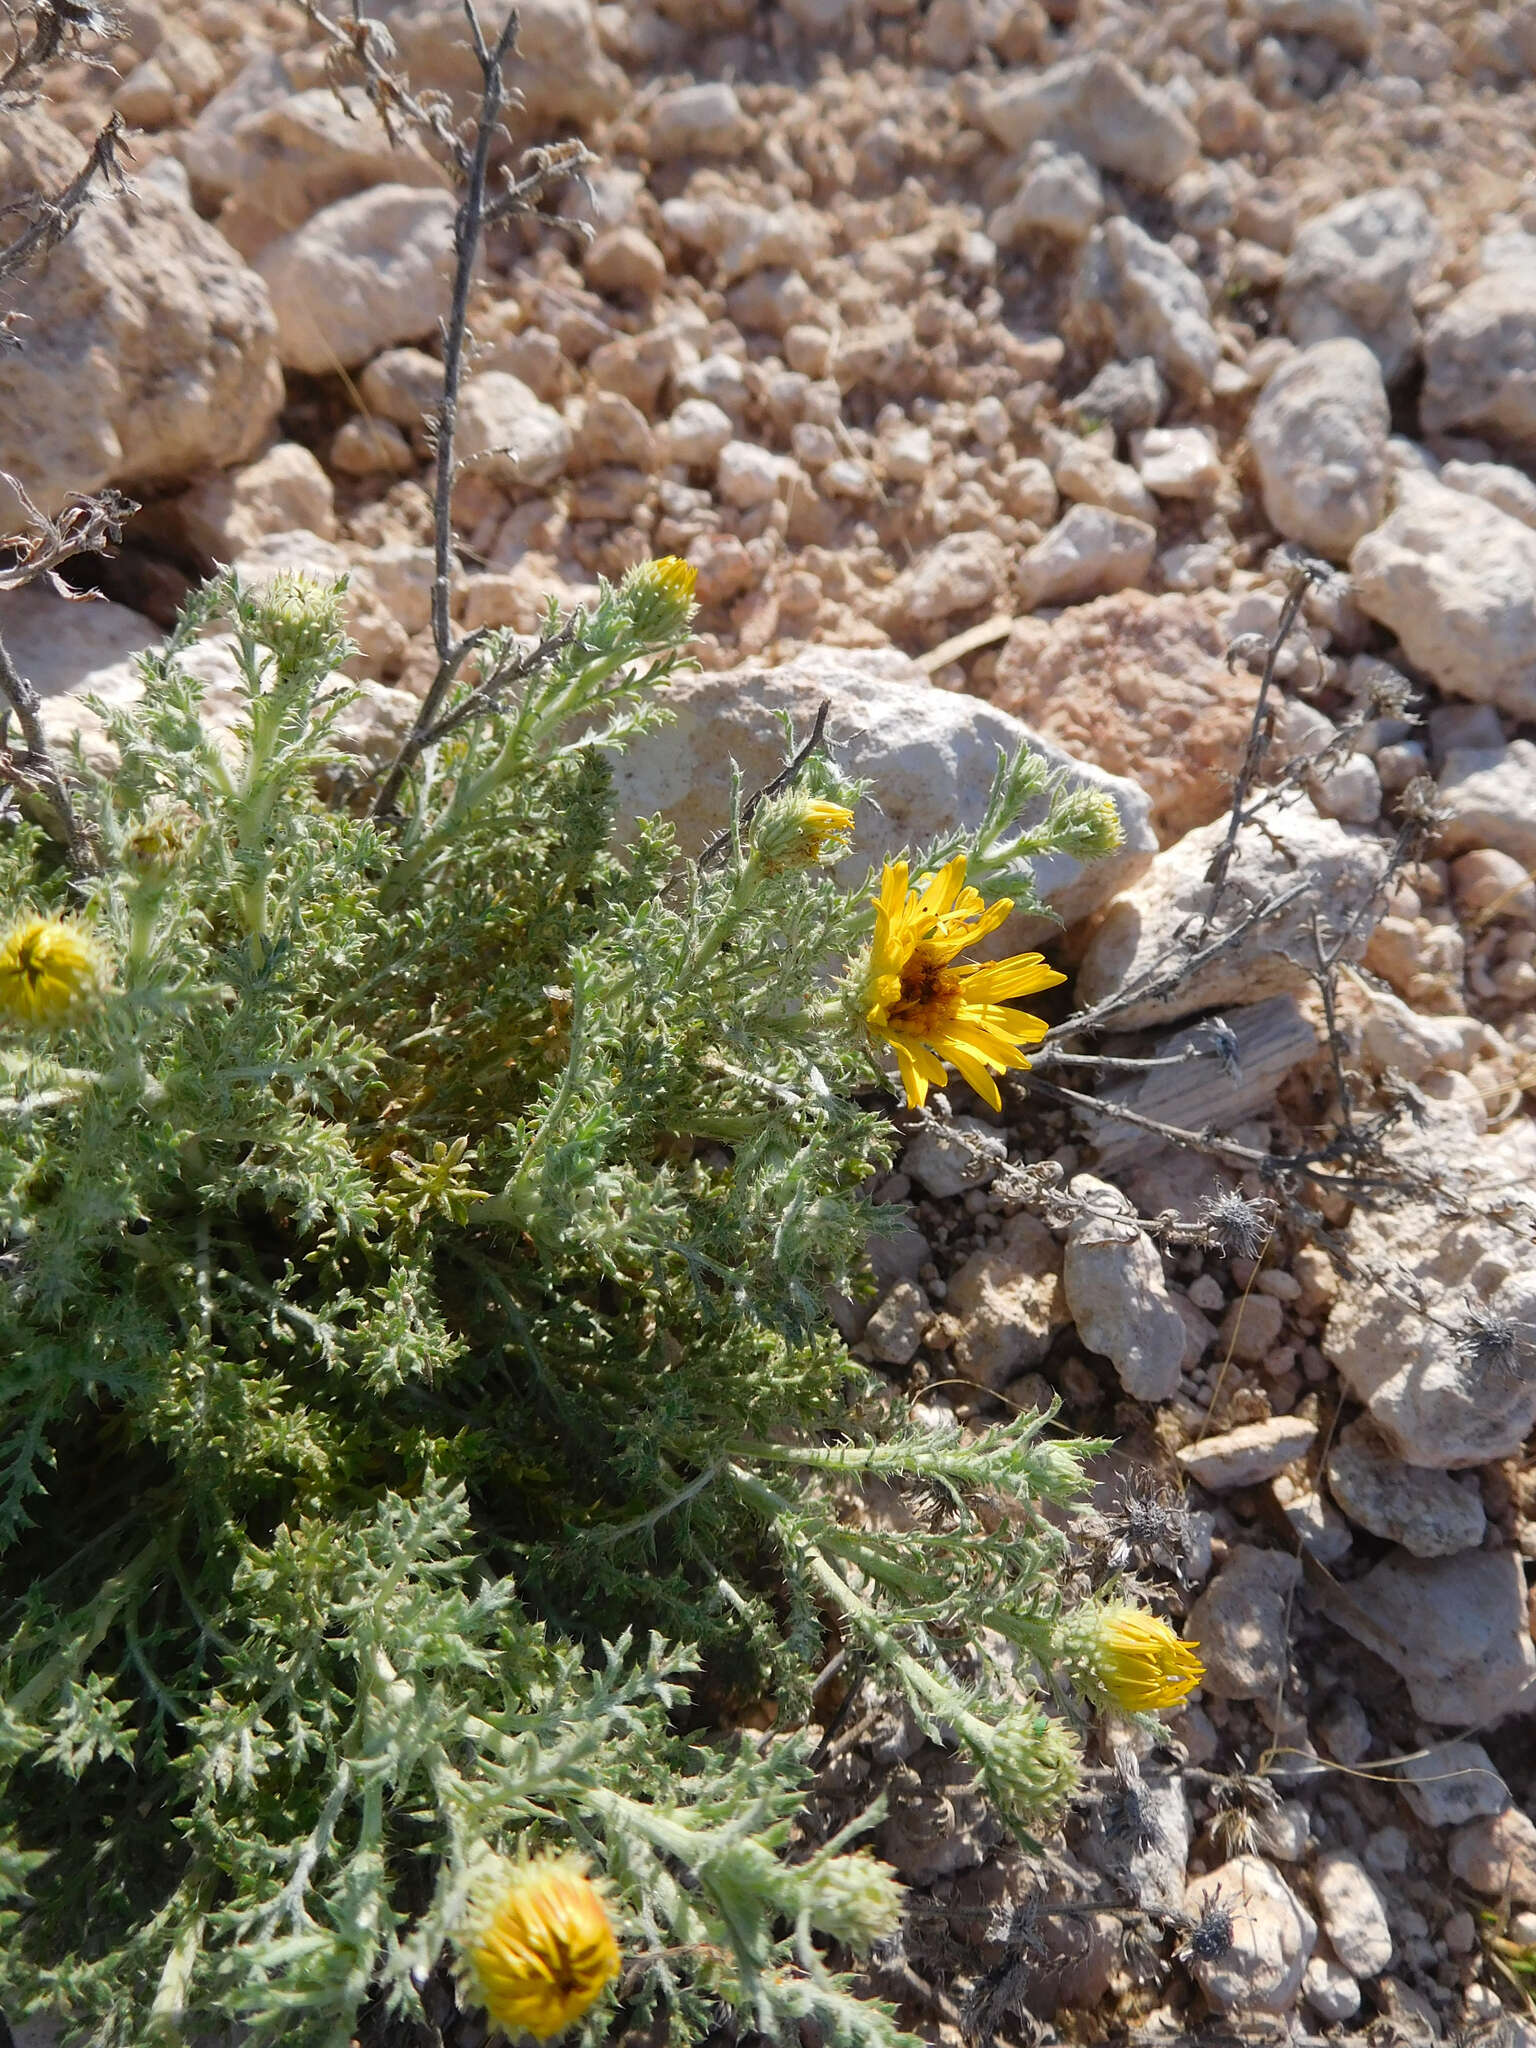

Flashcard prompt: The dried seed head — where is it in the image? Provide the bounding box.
[1104,1749,1164,1856]
[1359,665,1415,720]
[1103,1467,1194,1580]
[1395,775,1447,834]
[1176,1896,1236,1966]
[1456,1300,1525,1384]
[1197,1191,1273,1262]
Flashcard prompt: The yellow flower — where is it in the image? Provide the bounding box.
[0,915,109,1029]
[459,1855,621,2040]
[802,798,855,851]
[1061,1604,1204,1715]
[756,794,855,871]
[622,554,698,641]
[860,856,1065,1112]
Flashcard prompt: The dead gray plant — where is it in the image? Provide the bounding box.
[0,7,140,876]
[299,0,598,825]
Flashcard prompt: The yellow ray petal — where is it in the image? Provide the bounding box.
[893,1041,926,1107]
[943,1042,1005,1110]
[960,955,1067,1003]
[934,1019,1035,1067]
[973,1002,1050,1046]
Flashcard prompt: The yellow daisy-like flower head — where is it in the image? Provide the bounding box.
[755,794,855,872]
[458,1853,620,2041]
[1059,1603,1204,1716]
[860,856,1065,1111]
[0,916,110,1030]
[622,554,698,642]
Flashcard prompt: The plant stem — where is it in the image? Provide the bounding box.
[0,626,92,877]
[372,7,521,823]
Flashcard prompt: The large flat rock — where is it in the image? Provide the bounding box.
[605,646,1156,934]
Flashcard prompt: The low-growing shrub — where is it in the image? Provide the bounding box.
[0,563,1182,2048]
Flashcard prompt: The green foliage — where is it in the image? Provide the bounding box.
[0,565,1121,2045]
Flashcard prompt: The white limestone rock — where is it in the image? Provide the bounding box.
[604,646,1156,937]
[979,53,1198,191]
[1248,338,1390,559]
[256,184,457,373]
[1351,478,1536,719]
[1279,187,1438,381]
[1062,1174,1185,1401]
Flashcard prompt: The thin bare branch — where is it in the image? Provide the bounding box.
[0,629,92,873]
[0,113,125,286]
[1037,879,1311,1049]
[1198,561,1319,939]
[370,3,521,821]
[0,1,124,101]
[416,614,581,747]
[301,2,464,163]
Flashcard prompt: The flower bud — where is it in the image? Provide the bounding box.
[124,806,197,883]
[1048,787,1124,862]
[620,555,697,644]
[457,1853,620,2040]
[248,570,350,673]
[1056,1602,1204,1716]
[754,794,854,872]
[798,1851,904,1948]
[977,1707,1081,1825]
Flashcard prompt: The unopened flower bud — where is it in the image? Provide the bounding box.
[249,570,349,672]
[976,1707,1081,1825]
[124,806,197,882]
[1048,788,1124,862]
[621,555,697,644]
[754,794,854,872]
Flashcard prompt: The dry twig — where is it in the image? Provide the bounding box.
[302,2,599,822]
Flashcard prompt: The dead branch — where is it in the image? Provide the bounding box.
[0,113,125,287]
[0,630,93,872]
[1198,561,1319,939]
[1038,879,1311,1050]
[0,473,136,591]
[697,699,833,873]
[300,1,464,162]
[0,1,124,103]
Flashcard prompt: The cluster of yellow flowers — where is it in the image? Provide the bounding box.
[447,1606,1204,2038]
[0,560,1204,2045]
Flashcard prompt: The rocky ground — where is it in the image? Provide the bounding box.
[6,0,1536,2042]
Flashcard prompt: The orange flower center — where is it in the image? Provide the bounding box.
[892,955,963,1036]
